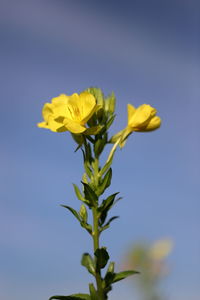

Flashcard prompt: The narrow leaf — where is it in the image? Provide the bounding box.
[73,184,86,202]
[112,270,139,283]
[100,216,119,232]
[84,161,93,178]
[98,168,112,195]
[61,205,81,222]
[99,193,119,212]
[82,182,98,206]
[98,193,119,226]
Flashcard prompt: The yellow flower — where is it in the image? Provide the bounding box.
[111,103,161,148]
[37,92,99,134]
[127,104,161,132]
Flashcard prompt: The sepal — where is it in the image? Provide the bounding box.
[84,125,103,136]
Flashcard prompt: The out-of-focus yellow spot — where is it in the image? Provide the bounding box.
[149,239,173,260]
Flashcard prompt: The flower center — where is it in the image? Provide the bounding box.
[67,105,81,121]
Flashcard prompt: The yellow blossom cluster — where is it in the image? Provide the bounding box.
[38,90,161,144]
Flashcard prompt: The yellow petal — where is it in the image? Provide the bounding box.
[48,115,67,132]
[63,93,80,121]
[51,94,69,107]
[64,92,97,124]
[129,104,157,129]
[42,103,53,123]
[127,104,136,125]
[79,92,97,123]
[63,117,86,134]
[142,116,161,131]
[51,95,70,118]
[37,121,49,129]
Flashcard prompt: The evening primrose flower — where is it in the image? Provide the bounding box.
[38,92,99,134]
[111,103,161,148]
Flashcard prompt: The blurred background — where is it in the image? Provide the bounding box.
[0,0,199,299]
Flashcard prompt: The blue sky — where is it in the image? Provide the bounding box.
[0,0,200,299]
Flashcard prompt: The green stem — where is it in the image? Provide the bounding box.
[92,206,105,299]
[106,138,120,164]
[83,140,105,298]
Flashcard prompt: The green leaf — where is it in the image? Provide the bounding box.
[73,184,86,202]
[99,193,119,213]
[82,182,98,207]
[84,161,93,178]
[98,193,119,226]
[98,168,112,195]
[81,253,96,275]
[89,283,98,300]
[61,205,92,234]
[49,294,91,300]
[112,270,139,283]
[61,205,81,222]
[100,216,119,232]
[94,247,109,269]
